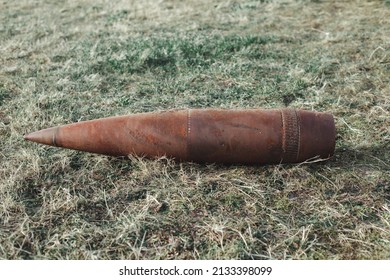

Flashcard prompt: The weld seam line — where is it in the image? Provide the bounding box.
[187,109,191,160]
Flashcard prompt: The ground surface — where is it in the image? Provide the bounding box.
[0,0,389,259]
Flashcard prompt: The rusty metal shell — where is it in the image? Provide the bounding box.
[24,108,336,164]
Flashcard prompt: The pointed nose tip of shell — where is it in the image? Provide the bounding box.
[24,127,59,146]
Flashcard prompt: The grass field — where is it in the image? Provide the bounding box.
[0,0,389,259]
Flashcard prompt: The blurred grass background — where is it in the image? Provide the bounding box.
[0,0,389,259]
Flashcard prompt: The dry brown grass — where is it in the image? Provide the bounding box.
[0,0,389,259]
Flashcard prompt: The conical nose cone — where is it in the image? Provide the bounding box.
[24,127,59,146]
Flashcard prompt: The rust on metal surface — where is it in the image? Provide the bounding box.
[24,108,336,164]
